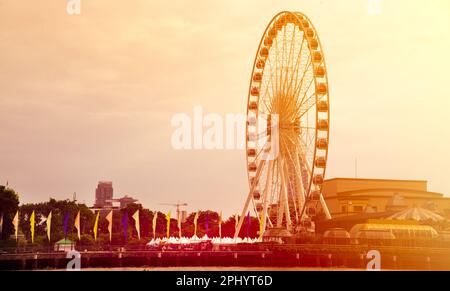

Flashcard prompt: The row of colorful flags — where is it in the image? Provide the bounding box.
[0,210,262,243]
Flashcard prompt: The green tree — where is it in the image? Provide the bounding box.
[0,185,20,240]
[19,198,95,244]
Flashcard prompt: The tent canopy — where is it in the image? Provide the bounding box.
[387,207,445,222]
[55,239,74,245]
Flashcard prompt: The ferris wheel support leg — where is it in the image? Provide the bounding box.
[320,194,332,219]
[261,160,274,235]
[282,159,299,223]
[276,160,285,227]
[234,160,266,239]
[278,159,292,230]
[292,154,306,222]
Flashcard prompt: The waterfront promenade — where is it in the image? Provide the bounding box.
[1,244,449,270]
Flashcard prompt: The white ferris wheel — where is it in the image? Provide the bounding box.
[235,11,332,238]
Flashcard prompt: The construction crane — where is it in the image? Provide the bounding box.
[159,202,188,223]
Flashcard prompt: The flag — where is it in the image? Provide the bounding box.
[0,213,3,240]
[218,211,222,238]
[46,211,52,242]
[122,210,128,241]
[63,212,69,239]
[30,211,35,243]
[93,211,99,241]
[246,211,250,238]
[152,212,157,239]
[13,211,19,241]
[74,211,81,240]
[132,210,140,240]
[193,211,199,237]
[106,210,113,242]
[165,211,171,239]
[39,214,47,226]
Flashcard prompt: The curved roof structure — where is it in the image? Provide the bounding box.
[387,207,445,222]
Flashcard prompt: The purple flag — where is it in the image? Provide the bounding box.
[122,211,128,241]
[63,212,69,239]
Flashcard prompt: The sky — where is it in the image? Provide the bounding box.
[0,0,449,217]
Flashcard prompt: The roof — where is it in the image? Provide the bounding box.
[325,177,427,183]
[321,211,396,223]
[263,228,293,238]
[323,228,350,239]
[387,207,445,222]
[328,188,444,199]
[55,239,74,244]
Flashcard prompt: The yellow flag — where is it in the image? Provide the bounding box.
[46,211,52,242]
[165,211,171,238]
[74,211,81,240]
[30,211,35,243]
[132,210,140,240]
[152,212,157,239]
[193,211,199,237]
[93,211,100,241]
[105,210,113,242]
[13,211,19,241]
[218,211,222,238]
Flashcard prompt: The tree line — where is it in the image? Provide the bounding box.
[0,185,259,246]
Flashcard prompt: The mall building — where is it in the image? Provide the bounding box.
[322,178,450,218]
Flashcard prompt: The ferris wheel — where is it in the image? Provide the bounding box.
[235,11,331,238]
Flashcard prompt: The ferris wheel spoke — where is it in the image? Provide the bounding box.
[293,56,312,99]
[279,25,287,96]
[296,92,316,117]
[281,25,297,96]
[286,34,306,99]
[263,59,277,111]
[295,70,314,106]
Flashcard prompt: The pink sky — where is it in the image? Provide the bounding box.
[1,0,449,217]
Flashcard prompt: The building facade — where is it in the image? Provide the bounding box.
[322,178,450,218]
[94,181,113,208]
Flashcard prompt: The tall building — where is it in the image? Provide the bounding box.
[94,181,113,208]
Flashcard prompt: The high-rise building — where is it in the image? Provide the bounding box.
[94,181,113,208]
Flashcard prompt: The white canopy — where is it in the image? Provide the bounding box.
[387,207,445,222]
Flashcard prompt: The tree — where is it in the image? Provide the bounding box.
[0,185,20,240]
[19,198,95,243]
